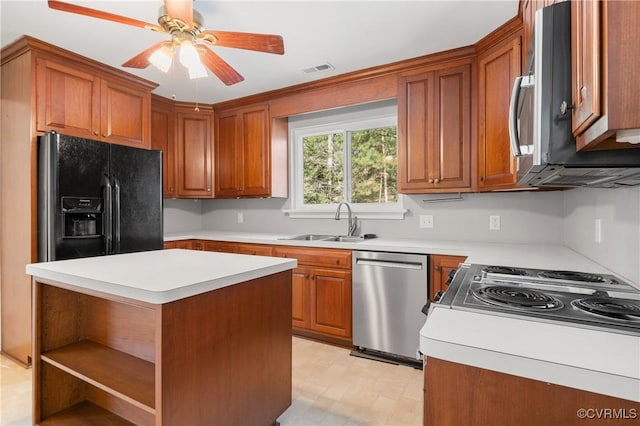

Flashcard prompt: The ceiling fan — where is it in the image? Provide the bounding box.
[47,0,285,85]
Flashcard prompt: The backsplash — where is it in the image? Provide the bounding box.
[195,191,565,243]
[563,186,640,285]
[164,188,639,283]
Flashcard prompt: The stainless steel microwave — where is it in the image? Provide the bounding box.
[509,1,640,188]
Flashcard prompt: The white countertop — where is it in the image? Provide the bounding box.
[26,249,297,304]
[420,307,640,402]
[168,230,640,402]
[165,230,624,280]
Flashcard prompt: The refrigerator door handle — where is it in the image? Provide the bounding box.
[101,174,113,254]
[113,177,121,253]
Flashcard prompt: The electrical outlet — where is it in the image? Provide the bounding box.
[419,215,434,229]
[489,215,501,231]
[594,218,602,243]
[237,212,244,224]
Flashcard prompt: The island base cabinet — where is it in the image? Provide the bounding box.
[33,270,293,425]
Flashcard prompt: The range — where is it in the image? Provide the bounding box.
[421,263,640,404]
[444,264,640,335]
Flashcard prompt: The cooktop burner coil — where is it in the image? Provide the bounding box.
[482,266,529,276]
[572,298,640,321]
[538,270,606,283]
[472,286,564,311]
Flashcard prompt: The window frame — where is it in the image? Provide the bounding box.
[284,102,406,220]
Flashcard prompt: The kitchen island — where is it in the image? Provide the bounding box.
[26,249,297,425]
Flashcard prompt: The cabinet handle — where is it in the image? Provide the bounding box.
[480,176,484,182]
[94,131,99,136]
[207,188,211,192]
[428,179,434,184]
[102,133,107,137]
[434,178,440,184]
[305,274,310,279]
[335,259,340,265]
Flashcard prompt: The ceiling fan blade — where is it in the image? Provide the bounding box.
[122,42,167,69]
[164,0,193,28]
[199,31,284,55]
[199,48,244,86]
[48,1,162,31]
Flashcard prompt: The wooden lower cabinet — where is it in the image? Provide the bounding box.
[33,272,292,425]
[204,240,239,253]
[424,357,640,426]
[274,246,352,345]
[164,240,193,249]
[429,255,467,301]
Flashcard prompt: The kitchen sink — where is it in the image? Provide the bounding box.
[279,234,365,242]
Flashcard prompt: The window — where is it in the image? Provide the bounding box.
[287,100,406,219]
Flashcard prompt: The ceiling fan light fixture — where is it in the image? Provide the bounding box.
[187,61,208,79]
[179,39,200,68]
[149,45,173,72]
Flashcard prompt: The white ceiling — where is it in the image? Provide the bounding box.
[0,1,519,104]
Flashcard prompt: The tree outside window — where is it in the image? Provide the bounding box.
[301,126,397,206]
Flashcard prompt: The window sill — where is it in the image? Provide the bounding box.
[282,209,408,220]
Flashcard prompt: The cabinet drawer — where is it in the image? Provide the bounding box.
[237,243,273,256]
[203,241,239,253]
[273,246,351,269]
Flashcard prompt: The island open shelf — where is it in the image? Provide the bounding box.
[29,249,296,425]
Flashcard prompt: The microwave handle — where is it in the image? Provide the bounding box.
[509,76,524,158]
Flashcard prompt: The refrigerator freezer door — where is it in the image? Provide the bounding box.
[109,144,163,254]
[38,133,109,261]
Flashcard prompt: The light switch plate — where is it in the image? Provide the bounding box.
[489,215,501,231]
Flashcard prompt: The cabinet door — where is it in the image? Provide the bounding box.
[151,99,176,197]
[309,268,352,340]
[478,34,522,190]
[239,105,270,197]
[215,104,270,198]
[398,71,436,192]
[214,111,240,197]
[571,0,601,136]
[398,64,471,193]
[36,57,100,139]
[292,266,311,330]
[429,255,466,301]
[100,79,150,148]
[433,65,471,190]
[176,109,214,197]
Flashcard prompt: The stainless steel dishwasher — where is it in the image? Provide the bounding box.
[352,250,428,365]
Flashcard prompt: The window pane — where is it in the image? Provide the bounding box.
[350,126,398,203]
[302,133,344,204]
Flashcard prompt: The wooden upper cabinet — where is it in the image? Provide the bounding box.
[571,0,600,137]
[99,79,150,148]
[151,96,176,197]
[175,106,214,198]
[36,57,100,140]
[477,33,522,190]
[571,0,640,151]
[398,61,472,193]
[36,56,152,148]
[214,104,271,198]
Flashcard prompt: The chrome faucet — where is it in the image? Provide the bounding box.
[335,201,358,236]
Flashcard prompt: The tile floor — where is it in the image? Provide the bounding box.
[0,337,423,425]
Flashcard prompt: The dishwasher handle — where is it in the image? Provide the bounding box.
[355,258,424,270]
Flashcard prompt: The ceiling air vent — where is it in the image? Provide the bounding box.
[303,63,335,74]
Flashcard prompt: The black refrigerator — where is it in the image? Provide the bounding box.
[38,131,163,261]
